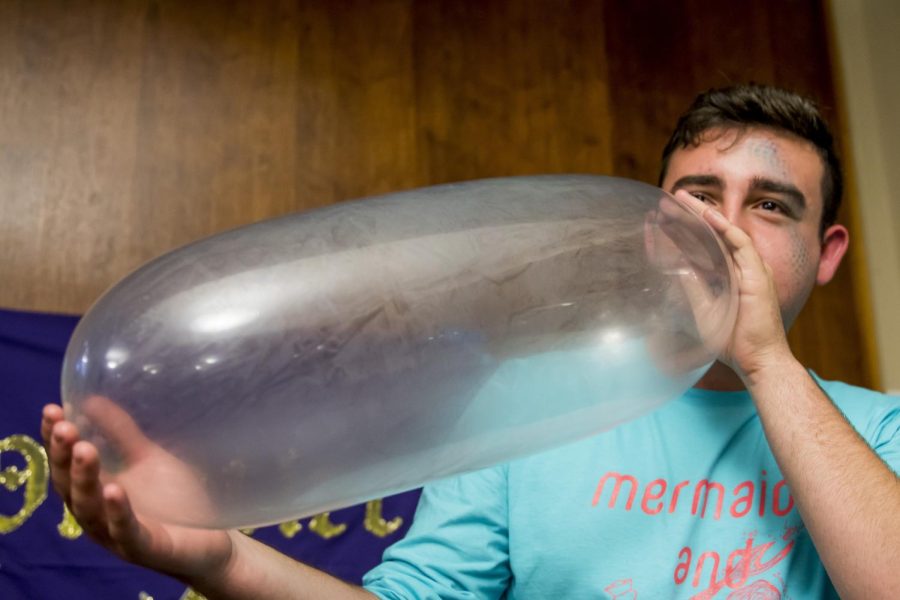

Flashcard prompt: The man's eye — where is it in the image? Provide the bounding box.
[760,200,782,212]
[690,192,711,203]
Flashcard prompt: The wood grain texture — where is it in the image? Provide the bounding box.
[0,0,876,387]
[411,0,614,183]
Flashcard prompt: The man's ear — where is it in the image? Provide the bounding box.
[816,224,849,285]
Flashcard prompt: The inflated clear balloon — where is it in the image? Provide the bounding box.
[61,175,737,528]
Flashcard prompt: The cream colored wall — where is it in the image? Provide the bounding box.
[831,0,900,393]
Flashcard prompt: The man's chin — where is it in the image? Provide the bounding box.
[694,361,744,392]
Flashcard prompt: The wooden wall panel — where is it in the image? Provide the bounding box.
[1,0,148,312]
[291,0,418,202]
[0,0,876,387]
[411,0,614,183]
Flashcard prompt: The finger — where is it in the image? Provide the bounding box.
[680,268,735,352]
[671,189,707,213]
[674,186,756,262]
[656,192,719,272]
[678,269,715,314]
[41,404,64,447]
[658,194,700,231]
[701,209,769,276]
[103,483,147,560]
[81,396,151,463]
[69,441,111,543]
[48,421,79,503]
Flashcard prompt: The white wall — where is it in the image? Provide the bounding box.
[830,0,900,393]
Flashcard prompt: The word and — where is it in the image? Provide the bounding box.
[674,529,797,599]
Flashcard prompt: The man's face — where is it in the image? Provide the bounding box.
[660,126,848,329]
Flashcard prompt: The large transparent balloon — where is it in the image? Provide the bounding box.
[61,175,737,529]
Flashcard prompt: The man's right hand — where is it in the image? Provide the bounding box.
[41,402,377,599]
[40,402,237,584]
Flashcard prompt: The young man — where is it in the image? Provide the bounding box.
[43,85,900,598]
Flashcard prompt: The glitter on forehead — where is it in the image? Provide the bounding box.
[747,138,789,178]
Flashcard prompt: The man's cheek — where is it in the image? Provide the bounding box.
[788,229,814,279]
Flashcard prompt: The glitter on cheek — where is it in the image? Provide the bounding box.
[789,228,813,279]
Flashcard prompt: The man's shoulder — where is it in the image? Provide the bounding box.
[814,373,900,442]
[814,374,899,404]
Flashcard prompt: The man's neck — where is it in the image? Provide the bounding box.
[694,361,746,392]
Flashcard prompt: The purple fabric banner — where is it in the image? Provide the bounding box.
[0,308,420,599]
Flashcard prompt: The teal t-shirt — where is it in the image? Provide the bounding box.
[363,377,900,599]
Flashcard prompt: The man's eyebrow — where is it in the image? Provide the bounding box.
[669,174,723,190]
[749,176,807,211]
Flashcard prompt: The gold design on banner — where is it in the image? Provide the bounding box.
[0,434,49,533]
[308,511,347,539]
[364,499,403,538]
[278,519,303,538]
[179,589,207,600]
[58,503,84,539]
[138,592,154,600]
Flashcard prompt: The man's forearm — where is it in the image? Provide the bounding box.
[190,531,377,600]
[745,358,900,599]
